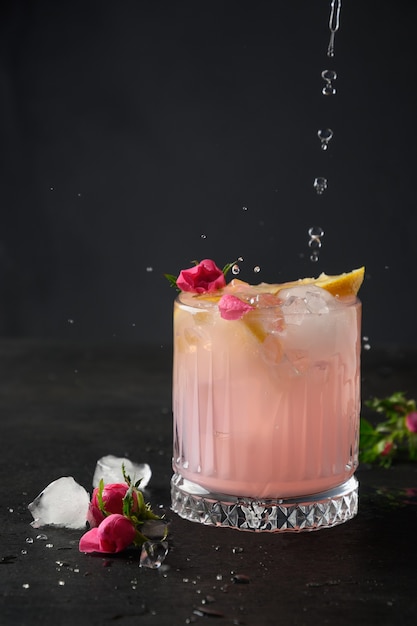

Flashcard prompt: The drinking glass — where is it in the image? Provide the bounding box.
[171,287,361,532]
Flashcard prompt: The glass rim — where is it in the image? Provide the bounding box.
[176,291,361,311]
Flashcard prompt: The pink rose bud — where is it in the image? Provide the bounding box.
[218,294,254,320]
[87,483,138,528]
[381,441,393,457]
[80,514,136,554]
[176,259,226,293]
[405,411,417,433]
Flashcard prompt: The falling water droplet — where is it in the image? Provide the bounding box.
[22,583,30,589]
[58,580,65,586]
[308,226,324,238]
[323,84,336,96]
[232,574,250,584]
[242,206,248,211]
[321,69,337,96]
[200,234,207,239]
[321,69,337,82]
[362,336,371,350]
[313,178,328,195]
[67,319,74,325]
[308,238,322,250]
[327,31,335,58]
[317,128,333,150]
[36,534,48,541]
[237,256,244,262]
[310,251,320,263]
[146,266,153,272]
[25,538,34,544]
[231,264,240,275]
[253,266,261,273]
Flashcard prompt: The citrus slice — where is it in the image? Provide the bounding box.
[266,266,365,298]
[313,266,365,297]
[240,267,364,343]
[241,312,268,342]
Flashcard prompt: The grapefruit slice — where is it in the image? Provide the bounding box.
[265,266,365,298]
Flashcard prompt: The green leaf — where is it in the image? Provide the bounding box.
[361,393,417,465]
[122,463,132,487]
[164,273,180,291]
[132,528,149,547]
[222,260,239,277]
[96,479,108,517]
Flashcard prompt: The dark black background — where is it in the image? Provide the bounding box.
[1,0,416,346]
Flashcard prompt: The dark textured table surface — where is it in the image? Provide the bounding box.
[1,340,417,626]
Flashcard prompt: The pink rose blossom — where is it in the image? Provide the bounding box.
[79,514,136,554]
[87,483,138,528]
[218,294,254,320]
[176,259,226,293]
[405,411,417,433]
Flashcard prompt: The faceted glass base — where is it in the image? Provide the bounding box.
[171,473,358,532]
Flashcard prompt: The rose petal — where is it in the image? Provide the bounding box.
[79,528,101,553]
[98,514,136,553]
[405,412,417,433]
[218,294,254,320]
[79,514,137,554]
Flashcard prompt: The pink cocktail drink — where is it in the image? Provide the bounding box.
[171,276,361,531]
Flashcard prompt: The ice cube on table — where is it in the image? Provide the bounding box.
[139,540,169,569]
[92,455,151,489]
[28,476,89,529]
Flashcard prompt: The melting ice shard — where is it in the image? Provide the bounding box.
[28,476,90,529]
[92,455,152,489]
[140,541,169,569]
